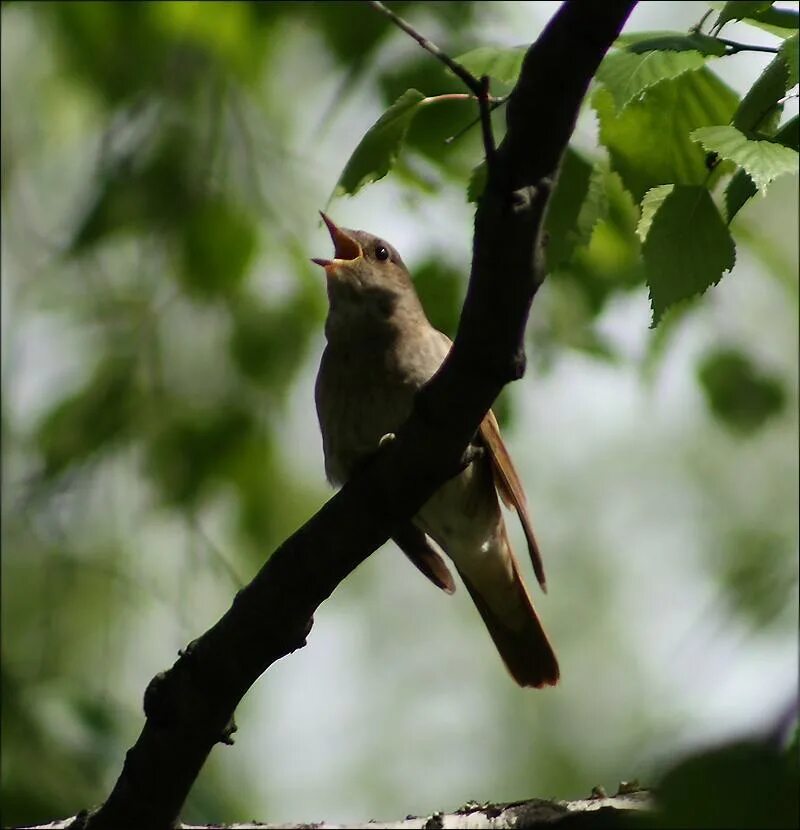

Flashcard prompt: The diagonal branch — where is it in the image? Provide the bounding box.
[79,2,636,828]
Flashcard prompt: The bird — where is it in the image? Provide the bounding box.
[312,212,559,688]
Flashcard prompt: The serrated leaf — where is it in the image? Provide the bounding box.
[544,148,594,270]
[733,52,791,132]
[636,184,675,241]
[780,32,799,87]
[575,164,611,242]
[691,125,798,193]
[739,4,799,36]
[725,114,799,220]
[596,49,711,111]
[467,160,487,203]
[713,1,773,32]
[454,45,527,85]
[594,68,739,203]
[725,169,759,222]
[333,88,425,198]
[640,184,735,326]
[617,31,728,56]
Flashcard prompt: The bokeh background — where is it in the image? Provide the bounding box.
[2,1,797,825]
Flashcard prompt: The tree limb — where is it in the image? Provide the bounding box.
[21,791,653,829]
[77,3,636,828]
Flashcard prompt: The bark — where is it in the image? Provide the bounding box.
[17,791,652,829]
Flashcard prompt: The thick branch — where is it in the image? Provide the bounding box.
[24,791,653,829]
[79,3,636,828]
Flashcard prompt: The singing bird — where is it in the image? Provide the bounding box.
[313,213,559,688]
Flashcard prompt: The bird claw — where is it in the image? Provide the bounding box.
[379,432,396,447]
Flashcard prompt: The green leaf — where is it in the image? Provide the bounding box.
[733,51,791,133]
[616,31,728,56]
[656,740,798,830]
[780,32,799,87]
[596,48,712,112]
[725,115,799,220]
[737,4,799,36]
[378,58,481,181]
[636,183,676,242]
[454,45,527,85]
[543,148,594,270]
[697,348,786,433]
[179,198,258,299]
[549,166,644,318]
[333,89,426,198]
[692,125,799,192]
[713,1,773,32]
[412,258,465,337]
[466,159,487,203]
[639,184,736,326]
[594,69,739,203]
[470,148,597,270]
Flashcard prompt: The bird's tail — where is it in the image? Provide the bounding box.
[457,528,559,688]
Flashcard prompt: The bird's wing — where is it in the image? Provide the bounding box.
[393,523,456,594]
[431,328,546,591]
[479,409,547,593]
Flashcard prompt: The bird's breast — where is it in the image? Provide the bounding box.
[315,325,449,485]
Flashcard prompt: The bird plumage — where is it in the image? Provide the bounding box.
[313,213,559,688]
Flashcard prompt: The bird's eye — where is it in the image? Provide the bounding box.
[375,244,390,262]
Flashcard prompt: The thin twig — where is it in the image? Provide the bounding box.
[692,8,714,35]
[445,97,508,146]
[367,0,482,96]
[367,0,497,168]
[718,37,781,55]
[477,75,497,164]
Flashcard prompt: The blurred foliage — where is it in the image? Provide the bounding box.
[641,734,799,829]
[697,347,786,434]
[1,1,797,827]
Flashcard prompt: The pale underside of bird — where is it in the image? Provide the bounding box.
[313,213,559,688]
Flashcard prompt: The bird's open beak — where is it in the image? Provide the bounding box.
[312,212,362,270]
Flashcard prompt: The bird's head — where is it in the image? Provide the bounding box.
[312,212,417,316]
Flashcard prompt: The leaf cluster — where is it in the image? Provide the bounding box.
[332,0,798,432]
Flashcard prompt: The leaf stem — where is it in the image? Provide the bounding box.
[366,0,497,167]
[445,97,508,145]
[421,93,504,105]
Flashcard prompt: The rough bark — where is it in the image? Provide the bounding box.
[17,791,652,829]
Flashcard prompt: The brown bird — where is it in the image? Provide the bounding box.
[313,213,559,688]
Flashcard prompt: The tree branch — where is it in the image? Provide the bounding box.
[77,3,636,828]
[22,791,654,830]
